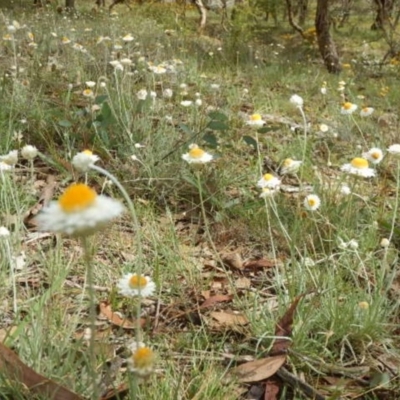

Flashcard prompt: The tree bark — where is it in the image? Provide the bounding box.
[297,0,308,26]
[194,0,207,31]
[371,0,393,30]
[315,0,341,73]
[286,0,304,36]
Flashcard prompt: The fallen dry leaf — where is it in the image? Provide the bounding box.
[24,175,57,228]
[270,294,304,355]
[264,378,281,400]
[221,252,244,270]
[100,384,129,400]
[200,294,233,309]
[235,276,251,289]
[209,311,249,328]
[0,342,83,400]
[243,258,279,270]
[232,355,286,383]
[99,301,146,330]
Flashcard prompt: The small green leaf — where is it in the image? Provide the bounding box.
[208,111,228,122]
[208,121,228,131]
[257,127,276,134]
[179,124,192,135]
[202,132,218,148]
[94,95,108,105]
[243,135,259,149]
[58,120,72,128]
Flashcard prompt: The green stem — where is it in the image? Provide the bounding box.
[81,236,99,400]
[388,161,400,244]
[4,238,17,314]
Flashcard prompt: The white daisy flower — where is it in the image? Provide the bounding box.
[304,194,321,211]
[136,89,148,100]
[21,145,38,160]
[109,60,123,71]
[35,183,124,237]
[340,184,351,195]
[380,238,390,248]
[341,102,358,115]
[72,150,99,172]
[257,173,281,189]
[0,162,13,171]
[120,58,133,66]
[117,273,156,297]
[149,65,167,74]
[0,227,10,237]
[362,147,383,164]
[82,89,94,98]
[338,238,359,250]
[341,157,376,178]
[122,33,134,42]
[163,88,173,98]
[360,107,374,117]
[387,144,400,158]
[319,124,329,133]
[180,100,193,107]
[246,114,265,127]
[85,81,96,88]
[0,150,18,166]
[7,25,16,34]
[290,94,304,108]
[182,145,213,164]
[280,158,302,175]
[127,342,155,377]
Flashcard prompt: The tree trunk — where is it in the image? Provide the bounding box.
[315,0,341,73]
[297,0,308,26]
[194,0,207,31]
[286,0,304,36]
[371,0,393,30]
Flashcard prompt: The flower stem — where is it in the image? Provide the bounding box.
[388,161,400,244]
[81,236,99,400]
[298,106,308,181]
[4,238,17,314]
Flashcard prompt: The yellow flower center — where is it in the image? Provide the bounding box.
[189,148,205,159]
[129,275,148,289]
[351,157,369,169]
[59,184,97,213]
[358,301,369,310]
[308,198,317,207]
[371,151,380,160]
[250,114,262,121]
[343,102,353,110]
[83,149,93,156]
[283,158,293,167]
[83,89,93,96]
[263,173,274,181]
[132,347,155,369]
[362,107,369,113]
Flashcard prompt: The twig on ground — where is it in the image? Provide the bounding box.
[276,367,328,400]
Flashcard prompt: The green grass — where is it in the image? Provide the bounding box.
[0,0,400,399]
